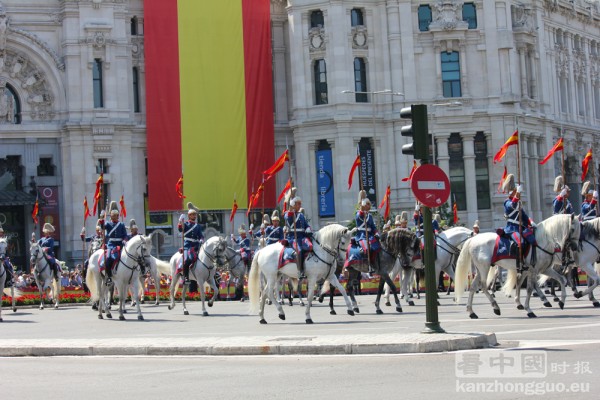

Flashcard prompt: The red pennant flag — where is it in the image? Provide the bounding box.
[92,173,103,215]
[493,130,519,163]
[246,190,256,216]
[277,178,292,203]
[452,195,459,224]
[119,195,127,218]
[582,148,593,182]
[83,196,92,223]
[32,199,39,225]
[378,185,391,220]
[497,166,508,193]
[175,175,186,199]
[263,149,289,180]
[347,154,361,190]
[402,161,418,182]
[229,199,238,222]
[252,182,265,207]
[539,138,564,165]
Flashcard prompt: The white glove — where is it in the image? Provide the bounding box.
[179,214,185,222]
[80,227,86,235]
[230,234,235,241]
[306,227,312,234]
[560,188,568,197]
[415,203,420,211]
[249,224,254,230]
[516,185,523,194]
[594,191,598,200]
[531,222,537,228]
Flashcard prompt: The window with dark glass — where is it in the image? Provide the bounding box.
[448,133,466,210]
[418,5,432,32]
[462,3,477,29]
[96,158,109,174]
[310,10,324,28]
[37,157,55,177]
[314,59,328,105]
[131,16,138,35]
[93,59,104,108]
[441,51,461,98]
[351,8,364,27]
[132,67,140,113]
[4,84,21,124]
[354,58,368,103]
[474,132,490,210]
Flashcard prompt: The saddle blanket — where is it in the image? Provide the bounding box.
[98,247,121,272]
[278,246,297,269]
[344,244,364,268]
[491,233,530,265]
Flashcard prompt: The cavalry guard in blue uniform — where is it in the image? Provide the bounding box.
[178,202,204,284]
[0,225,14,287]
[395,212,409,230]
[265,210,283,245]
[38,223,61,281]
[104,202,127,285]
[232,224,253,270]
[552,175,573,215]
[284,188,312,279]
[580,181,598,221]
[355,190,381,274]
[413,202,424,237]
[502,174,537,270]
[433,213,442,234]
[126,219,142,241]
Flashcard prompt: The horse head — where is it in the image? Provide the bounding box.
[29,241,43,265]
[385,228,419,268]
[567,213,581,251]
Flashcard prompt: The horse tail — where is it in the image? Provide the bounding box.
[154,257,172,276]
[595,262,600,277]
[486,266,498,289]
[502,269,518,297]
[320,279,331,296]
[3,287,22,298]
[87,263,99,302]
[248,253,261,314]
[453,237,473,304]
[537,273,550,287]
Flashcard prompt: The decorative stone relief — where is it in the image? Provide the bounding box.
[512,4,536,34]
[80,31,115,50]
[555,47,570,77]
[430,0,468,31]
[131,36,143,61]
[308,27,325,52]
[351,26,368,49]
[0,78,15,123]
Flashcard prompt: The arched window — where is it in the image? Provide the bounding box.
[3,84,21,124]
[474,132,490,209]
[449,133,466,210]
[130,16,138,36]
[314,59,328,105]
[353,58,368,103]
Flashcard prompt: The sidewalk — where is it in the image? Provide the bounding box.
[0,332,497,357]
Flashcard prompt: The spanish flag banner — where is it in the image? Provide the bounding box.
[145,0,275,210]
[539,138,564,165]
[582,148,593,182]
[347,154,361,190]
[493,130,519,164]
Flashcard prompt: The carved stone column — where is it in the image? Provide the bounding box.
[462,133,477,226]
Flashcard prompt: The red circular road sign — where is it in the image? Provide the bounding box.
[410,164,451,208]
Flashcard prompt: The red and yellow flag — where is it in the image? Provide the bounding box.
[246,192,256,216]
[32,198,39,225]
[119,195,127,218]
[83,196,92,223]
[402,161,418,182]
[92,173,103,215]
[175,175,185,199]
[497,166,508,193]
[264,149,289,181]
[452,195,459,224]
[277,178,292,204]
[539,138,564,165]
[229,199,238,222]
[582,148,593,182]
[493,130,519,163]
[145,0,275,210]
[252,182,265,207]
[347,154,361,190]
[378,185,391,220]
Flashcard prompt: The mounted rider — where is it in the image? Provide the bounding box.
[502,174,537,269]
[580,181,598,221]
[103,201,127,285]
[80,224,103,285]
[37,223,61,281]
[284,187,312,279]
[395,211,409,230]
[552,175,573,215]
[126,219,142,241]
[231,224,252,270]
[413,202,424,236]
[0,224,14,287]
[264,210,283,245]
[355,190,381,274]
[178,202,204,284]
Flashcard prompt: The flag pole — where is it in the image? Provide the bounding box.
[181,166,185,261]
[515,118,523,265]
[82,197,87,278]
[591,150,599,216]
[357,145,371,270]
[560,127,565,185]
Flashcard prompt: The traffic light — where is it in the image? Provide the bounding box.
[400,104,429,161]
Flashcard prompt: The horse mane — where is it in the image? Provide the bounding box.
[315,224,348,245]
[581,217,600,241]
[384,228,418,255]
[536,214,578,249]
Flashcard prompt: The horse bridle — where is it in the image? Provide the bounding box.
[310,233,346,272]
[220,246,244,273]
[198,239,227,270]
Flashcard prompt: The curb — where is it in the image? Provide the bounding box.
[0,332,496,357]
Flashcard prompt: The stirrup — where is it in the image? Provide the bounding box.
[106,276,113,285]
[183,276,190,284]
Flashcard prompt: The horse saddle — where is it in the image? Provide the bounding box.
[99,247,121,272]
[491,233,530,265]
[278,246,297,270]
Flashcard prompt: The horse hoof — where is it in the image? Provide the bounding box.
[98,315,103,320]
[92,305,98,311]
[593,301,600,308]
[527,312,537,318]
[347,310,355,316]
[493,309,501,316]
[119,315,125,321]
[553,297,559,302]
[300,303,305,307]
[54,305,59,309]
[278,314,285,320]
[353,308,360,313]
[318,296,324,303]
[469,313,478,319]
[12,307,17,312]
[168,305,173,310]
[306,319,313,324]
[385,302,391,307]
[106,313,112,319]
[408,301,415,306]
[543,302,552,308]
[559,301,565,310]
[203,311,209,317]
[288,301,293,307]
[376,309,384,315]
[517,305,524,310]
[396,306,403,313]
[259,319,267,324]
[573,291,583,299]
[184,310,189,316]
[208,303,213,308]
[491,293,496,298]
[330,310,337,315]
[138,315,144,321]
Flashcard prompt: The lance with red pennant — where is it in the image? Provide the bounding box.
[347,147,361,190]
[119,194,127,219]
[31,195,39,226]
[378,184,391,221]
[92,173,103,215]
[402,160,418,182]
[452,194,459,225]
[497,165,508,194]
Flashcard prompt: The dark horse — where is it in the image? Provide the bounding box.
[320,228,420,315]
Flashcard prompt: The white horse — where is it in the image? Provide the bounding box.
[384,226,474,306]
[87,235,153,320]
[167,236,228,316]
[137,254,172,306]
[1,237,20,320]
[220,245,248,301]
[29,242,62,310]
[454,214,580,318]
[248,224,355,324]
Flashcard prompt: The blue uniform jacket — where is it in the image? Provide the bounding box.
[265,225,283,245]
[553,195,573,215]
[233,236,251,252]
[284,211,311,242]
[179,220,204,250]
[355,211,378,241]
[38,236,55,257]
[432,219,441,234]
[503,197,531,234]
[104,220,127,249]
[581,200,597,221]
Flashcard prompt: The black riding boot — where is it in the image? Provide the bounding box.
[105,261,113,285]
[297,251,306,279]
[52,262,60,281]
[4,264,13,287]
[82,260,89,284]
[183,261,191,284]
